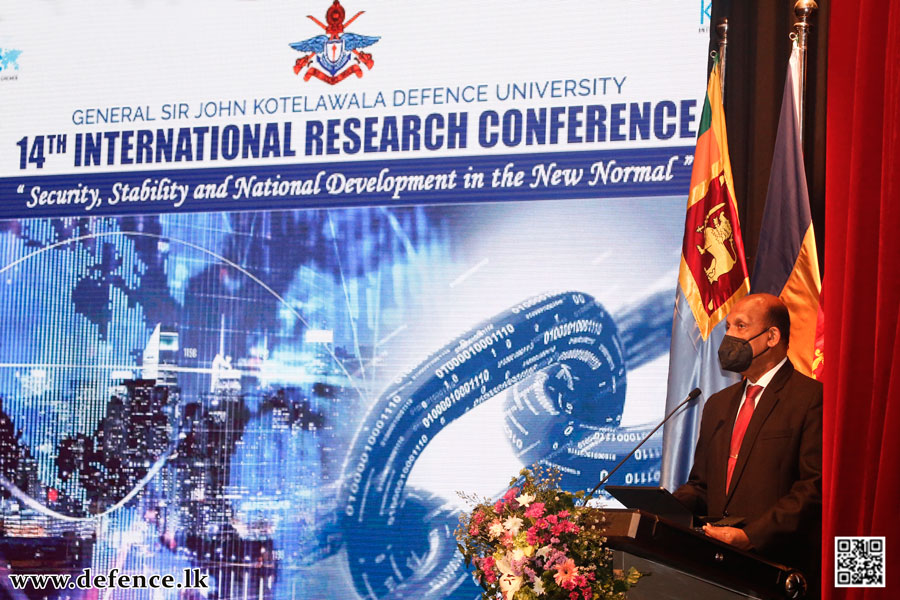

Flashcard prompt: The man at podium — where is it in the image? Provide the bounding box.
[673,293,822,593]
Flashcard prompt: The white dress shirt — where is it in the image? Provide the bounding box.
[732,356,788,428]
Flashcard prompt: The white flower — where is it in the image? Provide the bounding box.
[503,515,524,535]
[489,520,504,539]
[496,557,513,574]
[515,492,536,507]
[535,545,552,559]
[532,578,545,596]
[499,572,523,600]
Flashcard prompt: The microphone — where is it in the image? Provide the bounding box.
[583,387,702,502]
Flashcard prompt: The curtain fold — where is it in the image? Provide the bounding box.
[823,0,900,597]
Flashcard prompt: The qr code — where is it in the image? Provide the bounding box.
[835,536,886,587]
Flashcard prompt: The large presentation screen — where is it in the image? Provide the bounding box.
[0,1,710,598]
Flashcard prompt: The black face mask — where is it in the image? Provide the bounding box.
[718,328,771,373]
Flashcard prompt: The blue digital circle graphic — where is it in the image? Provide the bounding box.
[339,291,662,599]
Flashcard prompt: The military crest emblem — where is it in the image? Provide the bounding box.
[290,1,379,85]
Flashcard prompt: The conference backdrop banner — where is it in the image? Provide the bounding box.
[0,1,710,598]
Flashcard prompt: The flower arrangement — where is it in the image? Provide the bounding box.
[456,466,641,600]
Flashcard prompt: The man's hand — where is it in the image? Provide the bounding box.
[702,524,752,550]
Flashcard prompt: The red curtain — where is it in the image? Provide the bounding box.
[824,0,900,597]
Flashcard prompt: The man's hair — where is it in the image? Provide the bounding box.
[767,303,791,347]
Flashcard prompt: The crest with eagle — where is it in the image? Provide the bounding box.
[290,1,380,84]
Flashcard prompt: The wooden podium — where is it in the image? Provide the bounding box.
[598,509,808,599]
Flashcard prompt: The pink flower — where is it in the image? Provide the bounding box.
[551,520,579,536]
[553,559,579,589]
[499,487,520,510]
[526,526,540,546]
[482,556,497,583]
[557,510,570,518]
[473,511,486,525]
[524,502,545,518]
[469,524,480,536]
[501,531,515,548]
[494,499,505,513]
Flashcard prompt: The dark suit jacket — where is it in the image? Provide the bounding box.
[673,359,822,585]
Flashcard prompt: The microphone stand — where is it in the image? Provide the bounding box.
[582,388,702,503]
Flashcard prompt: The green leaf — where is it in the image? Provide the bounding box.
[516,586,538,600]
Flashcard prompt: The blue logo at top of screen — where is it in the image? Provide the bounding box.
[700,0,712,25]
[289,0,380,85]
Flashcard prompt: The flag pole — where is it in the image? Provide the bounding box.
[792,0,818,146]
[716,18,729,101]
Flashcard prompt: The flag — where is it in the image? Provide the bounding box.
[812,286,824,379]
[660,58,751,491]
[750,41,823,378]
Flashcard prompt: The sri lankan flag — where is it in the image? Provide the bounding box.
[661,58,751,491]
[750,42,823,379]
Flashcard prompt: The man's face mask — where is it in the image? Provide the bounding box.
[718,327,771,373]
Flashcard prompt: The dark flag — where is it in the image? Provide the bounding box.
[750,42,823,378]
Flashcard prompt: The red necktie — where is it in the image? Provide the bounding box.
[726,384,763,493]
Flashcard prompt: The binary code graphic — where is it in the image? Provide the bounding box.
[835,536,886,587]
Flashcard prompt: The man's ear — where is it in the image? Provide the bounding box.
[768,326,781,347]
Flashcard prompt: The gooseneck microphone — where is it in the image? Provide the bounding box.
[583,387,702,503]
